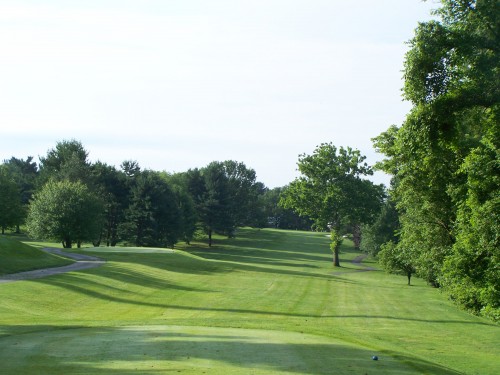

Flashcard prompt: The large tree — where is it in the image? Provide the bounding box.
[119,170,181,248]
[2,157,38,232]
[374,0,499,318]
[91,161,129,246]
[160,172,198,245]
[185,161,262,246]
[27,180,105,248]
[38,139,92,185]
[280,143,384,266]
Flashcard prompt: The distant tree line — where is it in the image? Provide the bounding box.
[0,140,312,247]
[361,0,499,322]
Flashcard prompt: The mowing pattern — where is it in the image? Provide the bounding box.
[0,229,498,374]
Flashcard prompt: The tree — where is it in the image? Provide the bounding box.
[2,156,38,232]
[374,0,499,318]
[26,180,105,248]
[3,156,38,205]
[197,162,233,246]
[160,172,198,245]
[119,170,181,248]
[378,241,416,286]
[360,198,399,256]
[91,161,129,246]
[221,160,259,228]
[38,139,91,184]
[280,143,384,266]
[184,161,263,246]
[441,138,499,321]
[261,187,313,230]
[0,166,23,234]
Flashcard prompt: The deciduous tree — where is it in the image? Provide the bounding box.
[27,180,105,248]
[280,143,384,266]
[374,0,499,318]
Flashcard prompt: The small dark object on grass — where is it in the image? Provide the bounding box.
[372,355,378,361]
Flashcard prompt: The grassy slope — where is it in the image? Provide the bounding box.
[0,236,72,275]
[0,228,498,374]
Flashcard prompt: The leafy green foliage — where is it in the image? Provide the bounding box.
[0,166,24,234]
[378,241,416,286]
[2,156,38,206]
[441,138,500,321]
[38,139,92,184]
[184,161,262,246]
[90,162,129,246]
[360,199,399,256]
[329,228,344,254]
[374,0,499,317]
[119,170,181,248]
[280,143,384,266]
[26,180,105,248]
[260,187,313,230]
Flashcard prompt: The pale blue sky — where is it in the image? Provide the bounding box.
[0,0,439,187]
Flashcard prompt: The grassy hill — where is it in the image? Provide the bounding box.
[0,236,72,275]
[0,228,498,374]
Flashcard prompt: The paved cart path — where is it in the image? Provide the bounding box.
[0,248,105,284]
[330,253,376,275]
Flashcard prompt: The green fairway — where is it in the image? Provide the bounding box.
[0,228,498,374]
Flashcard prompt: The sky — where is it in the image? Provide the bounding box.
[0,0,439,188]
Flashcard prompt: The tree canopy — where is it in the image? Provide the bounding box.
[0,166,23,234]
[280,143,384,266]
[374,0,499,320]
[26,180,105,248]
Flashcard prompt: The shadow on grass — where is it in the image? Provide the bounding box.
[32,279,353,319]
[77,248,358,284]
[0,325,464,375]
[324,315,497,326]
[184,228,362,275]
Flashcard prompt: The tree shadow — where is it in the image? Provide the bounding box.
[76,247,357,284]
[33,275,354,318]
[0,325,465,375]
[322,314,498,327]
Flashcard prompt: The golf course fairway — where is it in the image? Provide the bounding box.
[0,228,498,374]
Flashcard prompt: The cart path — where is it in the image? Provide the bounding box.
[331,253,376,275]
[0,248,105,284]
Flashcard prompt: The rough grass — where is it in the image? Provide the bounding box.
[0,228,498,374]
[0,236,72,275]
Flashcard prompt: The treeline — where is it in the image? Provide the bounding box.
[361,0,498,321]
[0,140,312,247]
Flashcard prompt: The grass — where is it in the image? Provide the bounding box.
[0,228,498,374]
[0,236,72,275]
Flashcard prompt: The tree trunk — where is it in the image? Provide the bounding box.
[333,247,340,267]
[208,228,212,247]
[352,224,361,249]
[407,271,412,286]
